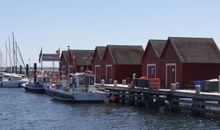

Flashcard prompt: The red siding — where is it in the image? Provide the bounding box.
[182,63,220,89]
[142,43,160,76]
[142,43,166,88]
[115,65,142,83]
[160,41,182,88]
[92,51,103,83]
[102,48,115,83]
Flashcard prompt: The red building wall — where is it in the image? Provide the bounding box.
[91,52,106,83]
[115,65,142,83]
[182,63,220,89]
[160,41,182,88]
[142,44,159,76]
[102,49,115,83]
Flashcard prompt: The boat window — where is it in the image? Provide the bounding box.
[79,76,94,85]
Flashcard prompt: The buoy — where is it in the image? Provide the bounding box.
[109,96,116,102]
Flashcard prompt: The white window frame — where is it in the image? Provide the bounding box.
[105,64,112,82]
[94,65,101,83]
[165,63,176,88]
[147,64,156,78]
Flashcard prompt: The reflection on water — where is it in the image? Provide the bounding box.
[0,88,220,130]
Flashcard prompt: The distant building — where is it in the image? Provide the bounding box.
[142,37,220,89]
[91,46,106,83]
[102,45,144,84]
[60,49,94,75]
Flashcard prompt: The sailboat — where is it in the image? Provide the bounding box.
[24,81,45,93]
[0,72,28,88]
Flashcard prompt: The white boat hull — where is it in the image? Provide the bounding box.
[0,79,28,88]
[73,92,107,103]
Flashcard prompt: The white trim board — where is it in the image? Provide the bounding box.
[165,63,176,88]
[147,64,156,78]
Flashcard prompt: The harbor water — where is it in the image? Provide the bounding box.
[0,88,220,130]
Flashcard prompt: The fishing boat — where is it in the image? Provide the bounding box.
[24,82,45,93]
[44,86,74,102]
[45,72,107,103]
[0,72,29,88]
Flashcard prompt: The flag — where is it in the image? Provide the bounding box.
[39,47,42,63]
[56,48,60,55]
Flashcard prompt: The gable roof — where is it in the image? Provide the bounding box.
[96,46,106,60]
[149,40,166,57]
[61,49,94,65]
[168,37,220,63]
[105,45,144,65]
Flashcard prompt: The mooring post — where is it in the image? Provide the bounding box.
[195,85,201,94]
[122,79,126,85]
[171,83,176,92]
[192,98,205,116]
[26,64,29,78]
[134,92,138,106]
[169,83,180,113]
[218,75,220,93]
[113,80,118,87]
[101,79,105,86]
[34,63,37,82]
[119,91,124,104]
[125,91,130,104]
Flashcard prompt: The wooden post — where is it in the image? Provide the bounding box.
[119,91,124,104]
[113,80,117,87]
[171,83,176,92]
[195,85,200,94]
[125,91,130,104]
[122,79,126,85]
[134,93,138,106]
[192,98,205,117]
[170,96,180,113]
[34,63,37,82]
[219,75,220,92]
[101,79,105,86]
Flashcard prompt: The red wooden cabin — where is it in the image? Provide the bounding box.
[163,37,220,89]
[60,49,94,75]
[102,45,144,84]
[91,46,106,83]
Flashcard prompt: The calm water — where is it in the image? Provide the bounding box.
[0,88,220,130]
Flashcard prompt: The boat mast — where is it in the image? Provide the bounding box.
[15,41,18,73]
[17,45,25,70]
[12,32,15,73]
[0,47,2,71]
[67,45,70,88]
[8,37,12,73]
[5,42,8,72]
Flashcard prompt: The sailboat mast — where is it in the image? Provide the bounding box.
[0,47,2,71]
[5,42,8,72]
[8,37,12,73]
[15,41,18,73]
[12,32,15,73]
[67,46,70,88]
[17,45,25,68]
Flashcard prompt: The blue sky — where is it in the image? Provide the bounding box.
[0,0,220,67]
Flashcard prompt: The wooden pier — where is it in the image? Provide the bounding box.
[99,84,220,118]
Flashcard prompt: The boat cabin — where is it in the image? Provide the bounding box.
[69,73,95,92]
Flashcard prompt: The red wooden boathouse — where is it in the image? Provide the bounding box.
[60,49,94,75]
[91,46,106,83]
[102,45,144,84]
[142,37,220,89]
